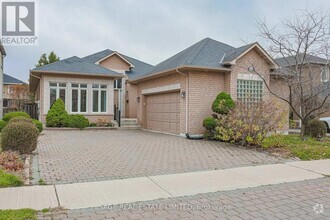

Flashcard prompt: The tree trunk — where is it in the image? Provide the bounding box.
[300,120,308,138]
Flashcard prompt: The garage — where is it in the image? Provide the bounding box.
[146,92,180,134]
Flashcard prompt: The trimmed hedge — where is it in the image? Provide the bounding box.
[212,92,235,115]
[46,98,69,127]
[203,117,218,130]
[1,120,39,154]
[3,111,30,122]
[0,120,7,132]
[67,114,89,129]
[32,120,43,133]
[306,119,327,138]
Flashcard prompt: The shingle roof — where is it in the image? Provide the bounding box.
[3,74,26,84]
[83,50,154,80]
[275,54,329,67]
[148,38,235,75]
[32,56,123,77]
[222,43,255,63]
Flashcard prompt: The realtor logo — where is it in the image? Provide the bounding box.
[1,0,38,45]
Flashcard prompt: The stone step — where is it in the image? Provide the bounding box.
[121,118,138,123]
[118,125,141,130]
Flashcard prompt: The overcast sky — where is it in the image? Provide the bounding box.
[4,0,330,82]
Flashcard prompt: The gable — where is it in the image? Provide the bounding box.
[236,47,276,70]
[98,53,133,72]
[225,43,278,69]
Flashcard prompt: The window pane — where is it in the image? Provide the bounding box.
[72,84,79,88]
[101,90,107,112]
[72,90,78,112]
[49,82,57,87]
[59,89,66,103]
[100,85,107,89]
[50,88,57,107]
[237,79,263,105]
[80,84,87,88]
[92,84,99,88]
[117,79,122,89]
[93,90,99,112]
[80,90,87,112]
[59,83,66,87]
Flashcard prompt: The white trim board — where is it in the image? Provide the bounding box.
[142,84,180,95]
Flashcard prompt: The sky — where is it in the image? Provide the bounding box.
[3,0,330,82]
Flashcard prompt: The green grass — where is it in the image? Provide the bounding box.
[0,209,37,220]
[262,135,330,160]
[0,169,23,188]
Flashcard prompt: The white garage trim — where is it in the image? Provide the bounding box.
[142,84,180,95]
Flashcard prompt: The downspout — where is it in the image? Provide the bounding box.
[176,69,189,136]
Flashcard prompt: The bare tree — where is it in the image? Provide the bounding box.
[253,8,330,137]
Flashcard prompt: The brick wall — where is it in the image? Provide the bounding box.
[187,71,225,134]
[230,49,271,101]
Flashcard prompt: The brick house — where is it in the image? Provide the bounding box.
[3,74,28,109]
[275,54,330,127]
[30,37,288,135]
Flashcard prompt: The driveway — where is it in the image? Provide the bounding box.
[33,130,285,184]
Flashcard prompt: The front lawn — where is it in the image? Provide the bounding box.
[0,209,37,220]
[262,135,330,160]
[0,169,23,188]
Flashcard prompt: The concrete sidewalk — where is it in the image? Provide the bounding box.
[0,159,329,210]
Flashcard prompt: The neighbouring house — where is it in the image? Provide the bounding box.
[30,38,289,135]
[3,74,28,109]
[275,54,330,127]
[0,42,6,118]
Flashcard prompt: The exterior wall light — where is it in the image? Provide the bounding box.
[181,91,186,99]
[248,66,255,72]
[136,97,140,102]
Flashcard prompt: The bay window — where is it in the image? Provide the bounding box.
[237,79,263,104]
[92,84,107,113]
[49,82,66,107]
[71,84,87,113]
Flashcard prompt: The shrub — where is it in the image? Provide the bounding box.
[9,116,33,124]
[203,117,218,130]
[0,151,24,171]
[67,114,89,129]
[32,120,43,133]
[0,169,23,187]
[212,92,235,114]
[8,117,43,133]
[214,101,288,146]
[305,119,327,139]
[1,121,39,154]
[0,120,7,132]
[3,111,30,122]
[46,98,69,127]
[89,122,97,127]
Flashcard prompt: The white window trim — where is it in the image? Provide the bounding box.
[92,85,108,113]
[70,83,88,114]
[49,82,67,105]
[114,79,122,90]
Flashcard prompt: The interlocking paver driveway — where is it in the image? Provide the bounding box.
[38,178,330,219]
[34,130,285,184]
